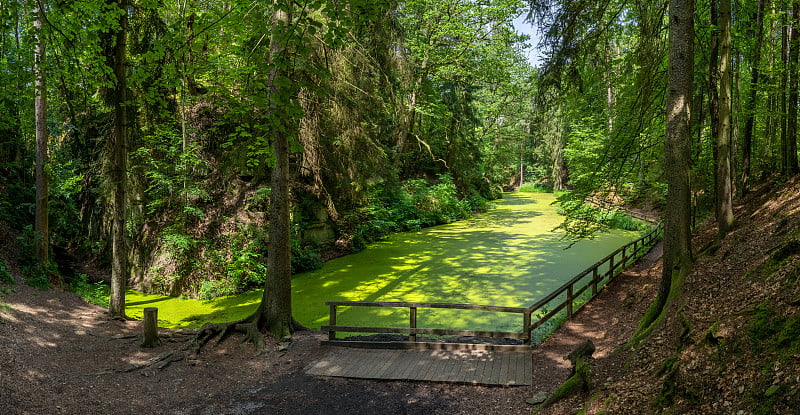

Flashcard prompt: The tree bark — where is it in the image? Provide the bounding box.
[33,1,49,267]
[260,2,294,340]
[109,0,129,320]
[634,0,693,341]
[788,1,800,176]
[741,0,766,194]
[716,0,734,238]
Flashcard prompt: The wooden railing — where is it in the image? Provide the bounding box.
[322,222,663,350]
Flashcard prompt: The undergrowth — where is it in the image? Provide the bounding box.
[68,274,110,308]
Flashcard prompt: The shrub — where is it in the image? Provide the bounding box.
[291,240,323,274]
[518,182,552,193]
[69,274,110,308]
[0,260,12,286]
[198,279,237,300]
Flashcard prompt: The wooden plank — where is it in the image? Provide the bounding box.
[498,351,510,385]
[518,352,532,385]
[360,350,387,378]
[421,351,443,382]
[373,349,402,378]
[442,351,462,382]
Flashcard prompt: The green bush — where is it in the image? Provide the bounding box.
[518,182,553,193]
[291,240,323,274]
[24,261,58,290]
[69,274,110,308]
[198,279,237,300]
[0,260,12,286]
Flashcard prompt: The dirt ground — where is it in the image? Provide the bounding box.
[0,241,662,415]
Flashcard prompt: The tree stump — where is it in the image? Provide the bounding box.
[141,307,161,348]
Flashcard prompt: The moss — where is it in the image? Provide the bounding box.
[776,313,800,351]
[754,384,787,415]
[534,360,592,413]
[749,303,782,352]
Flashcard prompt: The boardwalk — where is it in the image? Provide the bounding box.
[305,348,531,386]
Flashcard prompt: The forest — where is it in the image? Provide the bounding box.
[2,0,800,412]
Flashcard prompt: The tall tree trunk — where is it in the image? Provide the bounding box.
[782,11,789,172]
[742,0,766,194]
[634,0,694,341]
[259,2,294,339]
[33,1,49,267]
[789,1,800,175]
[109,0,129,320]
[716,0,734,238]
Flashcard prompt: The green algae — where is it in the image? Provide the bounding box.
[126,193,638,331]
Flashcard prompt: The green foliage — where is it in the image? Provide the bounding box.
[344,174,485,249]
[0,259,13,297]
[291,240,322,274]
[518,182,553,193]
[24,261,58,291]
[748,302,800,356]
[68,274,110,308]
[0,260,12,286]
[198,279,237,300]
[161,226,198,257]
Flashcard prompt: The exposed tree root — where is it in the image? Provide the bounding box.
[189,311,307,358]
[116,350,185,373]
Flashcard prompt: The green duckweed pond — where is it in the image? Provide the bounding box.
[126,192,639,332]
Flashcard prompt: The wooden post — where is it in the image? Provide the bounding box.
[609,254,616,279]
[567,285,574,318]
[409,307,417,342]
[592,267,599,296]
[523,310,531,345]
[141,307,160,348]
[329,304,337,341]
[622,245,627,266]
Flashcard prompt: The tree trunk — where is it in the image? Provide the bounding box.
[260,2,294,340]
[782,11,789,173]
[33,2,49,267]
[741,0,766,194]
[634,0,694,341]
[788,1,800,175]
[716,0,734,238]
[109,0,129,320]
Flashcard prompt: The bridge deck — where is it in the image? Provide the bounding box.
[304,348,531,386]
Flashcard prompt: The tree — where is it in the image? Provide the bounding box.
[633,0,694,342]
[192,0,356,350]
[715,0,734,239]
[260,1,294,340]
[741,0,766,194]
[108,0,129,320]
[788,1,800,176]
[33,0,49,267]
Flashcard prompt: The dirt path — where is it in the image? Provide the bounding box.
[0,243,661,414]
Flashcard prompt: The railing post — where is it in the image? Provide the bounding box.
[328,304,337,341]
[609,254,616,279]
[622,245,627,266]
[409,306,417,342]
[592,267,599,296]
[567,285,574,318]
[523,310,531,345]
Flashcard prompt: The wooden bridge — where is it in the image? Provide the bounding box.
[305,348,532,386]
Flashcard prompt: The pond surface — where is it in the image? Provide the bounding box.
[125,192,638,331]
[291,192,637,333]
